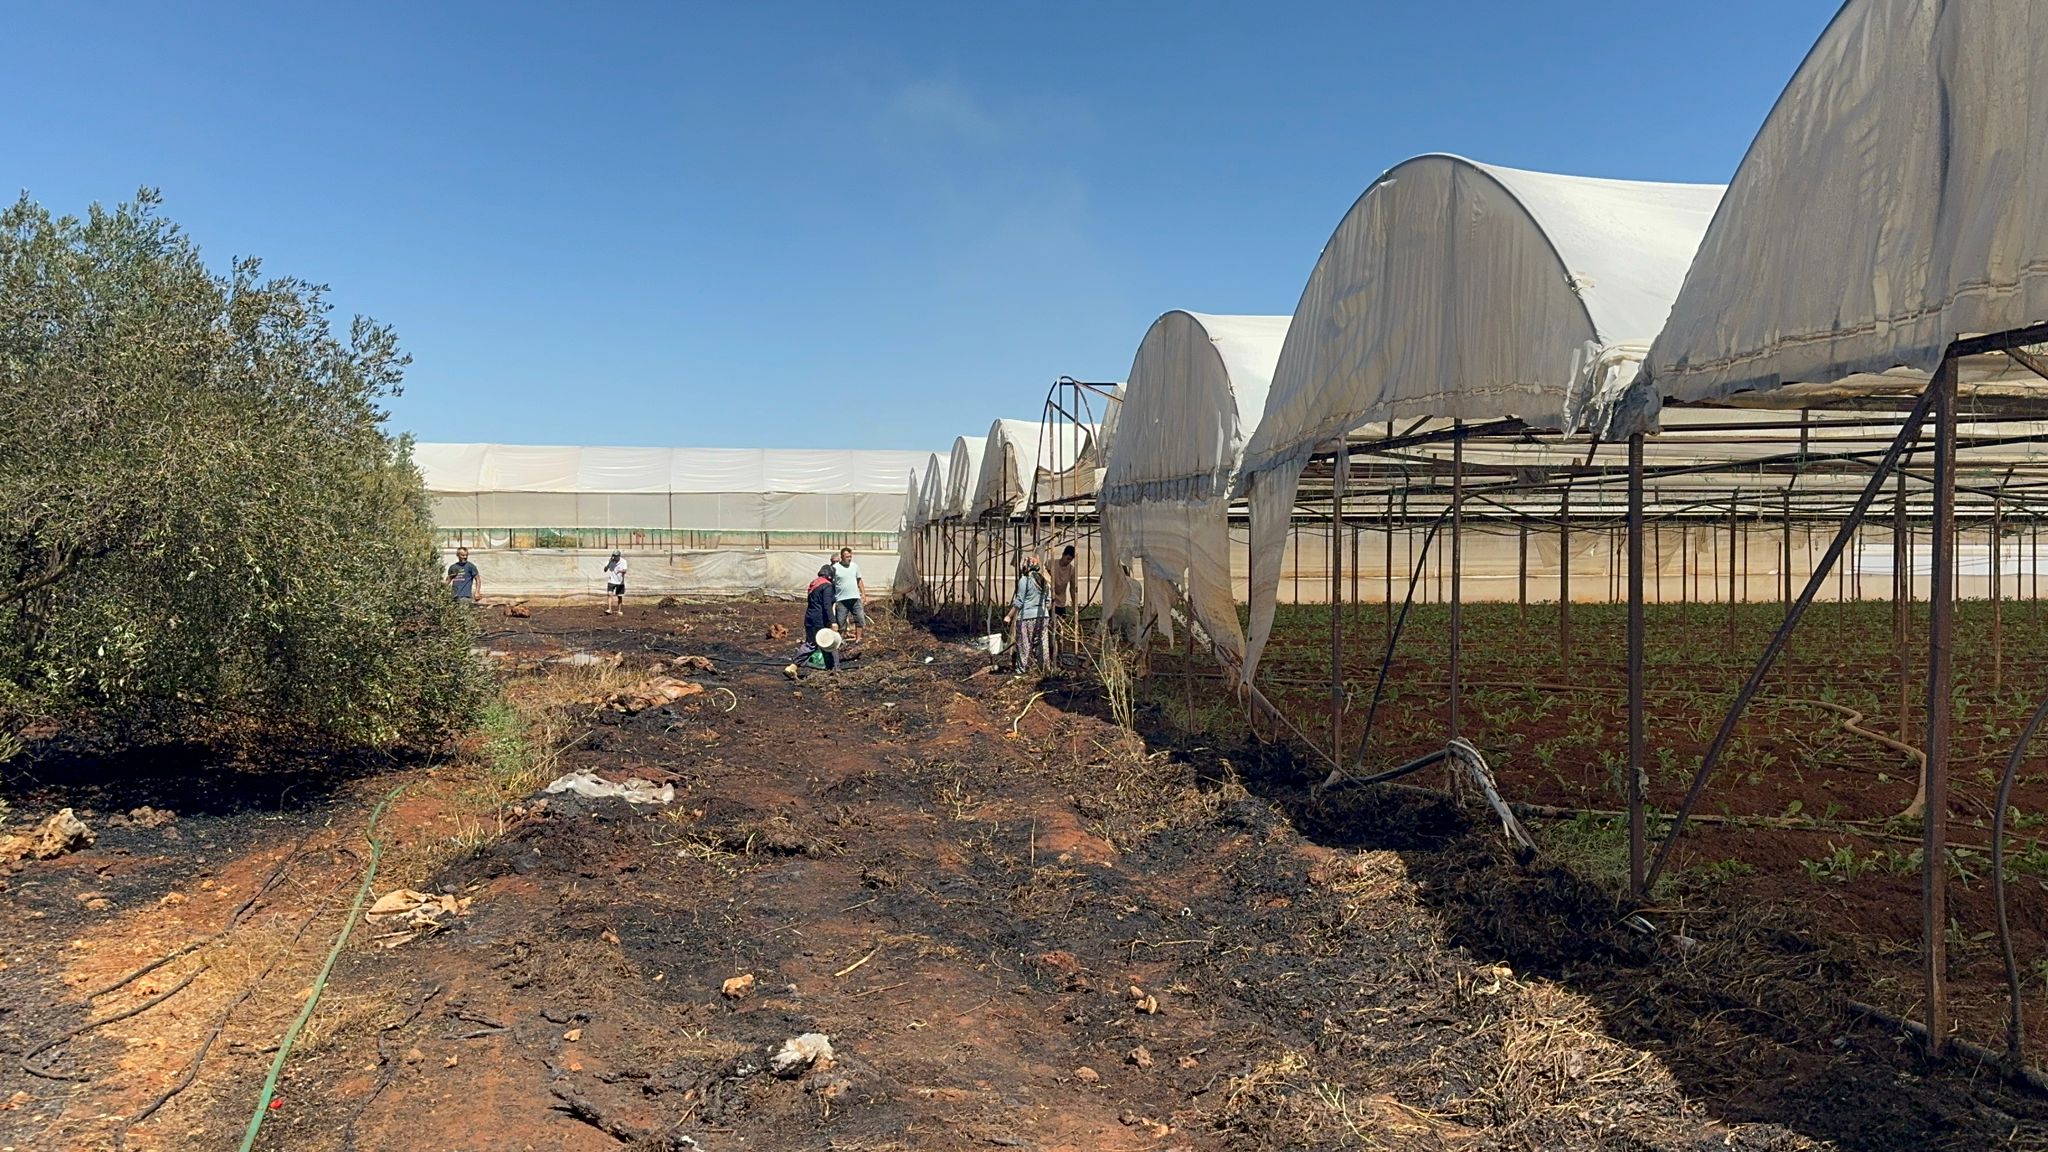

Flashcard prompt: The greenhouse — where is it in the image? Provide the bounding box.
[1126,0,2048,1077]
[415,443,930,596]
[1234,154,1726,682]
[1099,311,1290,669]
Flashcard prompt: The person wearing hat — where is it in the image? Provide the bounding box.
[602,550,628,615]
[797,563,841,673]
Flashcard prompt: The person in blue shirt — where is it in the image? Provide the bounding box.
[446,547,481,605]
[1004,554,1050,676]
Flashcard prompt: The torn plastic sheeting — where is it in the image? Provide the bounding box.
[544,770,675,805]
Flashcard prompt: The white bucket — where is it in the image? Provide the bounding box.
[980,633,1005,655]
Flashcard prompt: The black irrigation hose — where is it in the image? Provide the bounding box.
[1322,747,1449,792]
[1993,694,2048,1074]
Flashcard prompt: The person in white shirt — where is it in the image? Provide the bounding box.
[830,547,868,641]
[603,551,628,615]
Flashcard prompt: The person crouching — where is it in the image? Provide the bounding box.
[801,564,840,672]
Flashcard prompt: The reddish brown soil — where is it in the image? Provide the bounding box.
[0,601,2044,1150]
[1252,600,2048,1083]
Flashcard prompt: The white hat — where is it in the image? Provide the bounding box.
[814,627,841,651]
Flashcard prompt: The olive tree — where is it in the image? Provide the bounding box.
[0,190,485,748]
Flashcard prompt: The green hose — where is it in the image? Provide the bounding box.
[237,780,408,1152]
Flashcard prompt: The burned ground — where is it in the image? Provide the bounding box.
[1,601,2044,1150]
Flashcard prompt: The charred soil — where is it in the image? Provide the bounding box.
[0,601,2043,1150]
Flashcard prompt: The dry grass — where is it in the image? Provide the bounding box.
[1055,726,1253,851]
[294,987,408,1057]
[1086,637,1139,732]
[1202,1047,1473,1149]
[1007,864,1092,919]
[1453,975,1686,1140]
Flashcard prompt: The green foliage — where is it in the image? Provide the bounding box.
[1543,812,1666,897]
[476,698,542,797]
[1799,843,1871,884]
[1687,856,1755,888]
[0,190,486,748]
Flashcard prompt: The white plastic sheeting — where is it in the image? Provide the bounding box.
[1636,0,2048,418]
[893,466,925,600]
[967,419,1097,519]
[1239,156,1724,483]
[1100,312,1289,669]
[417,444,928,535]
[1103,314,1290,506]
[1094,386,1125,474]
[942,437,987,520]
[894,454,950,600]
[419,444,928,597]
[911,453,948,528]
[897,466,922,532]
[1233,155,1723,684]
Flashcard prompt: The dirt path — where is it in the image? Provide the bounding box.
[3,602,2046,1150]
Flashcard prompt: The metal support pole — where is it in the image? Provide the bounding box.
[1404,487,1414,615]
[1449,426,1463,742]
[1435,512,1446,605]
[1291,520,1300,606]
[1560,485,1572,671]
[1852,518,1862,600]
[1331,445,1346,765]
[1610,527,1620,605]
[1385,418,1396,635]
[1843,524,1859,606]
[1681,523,1689,603]
[1727,492,1739,653]
[1782,490,1793,605]
[1384,483,1395,637]
[1924,353,1958,1059]
[1782,489,1796,682]
[1517,519,1528,625]
[1349,491,1360,617]
[1652,522,1662,605]
[1627,433,1647,895]
[1897,464,1911,747]
[1994,495,2005,694]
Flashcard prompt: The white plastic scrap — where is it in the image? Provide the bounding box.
[544,769,675,805]
[768,1032,835,1077]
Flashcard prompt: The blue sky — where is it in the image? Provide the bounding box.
[4,2,1839,453]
